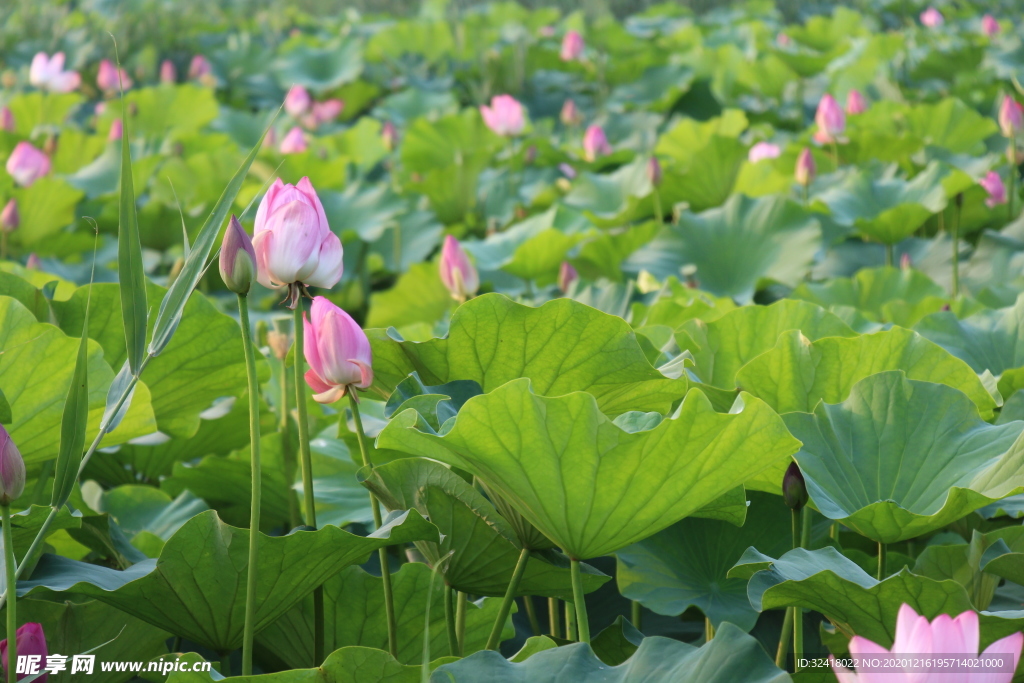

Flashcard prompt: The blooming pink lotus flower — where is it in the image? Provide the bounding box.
[252,177,343,298]
[439,235,479,302]
[982,15,1000,36]
[279,126,308,154]
[1,199,19,233]
[0,424,25,506]
[219,215,257,295]
[6,142,51,187]
[583,125,611,162]
[1,622,47,682]
[160,59,177,84]
[558,261,578,292]
[188,55,211,80]
[795,147,816,186]
[999,96,1023,138]
[0,107,14,132]
[302,296,373,403]
[814,94,846,143]
[560,98,582,126]
[846,90,867,115]
[284,85,312,118]
[980,171,1007,207]
[920,7,944,28]
[96,59,131,92]
[480,95,525,137]
[748,142,782,163]
[831,605,1022,683]
[560,30,584,61]
[29,52,80,93]
[108,118,123,141]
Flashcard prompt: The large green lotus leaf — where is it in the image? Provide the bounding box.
[373,87,459,126]
[677,300,856,390]
[117,85,219,138]
[256,563,511,669]
[9,178,85,250]
[400,109,501,175]
[1,598,169,683]
[52,282,263,438]
[655,110,748,162]
[784,372,1024,543]
[791,267,947,324]
[361,457,607,597]
[273,40,363,91]
[811,163,948,244]
[729,546,1024,649]
[429,622,790,682]
[982,527,1024,588]
[16,509,438,652]
[465,206,592,282]
[904,98,999,155]
[616,491,792,632]
[367,262,452,330]
[0,296,156,463]
[5,92,84,135]
[376,379,800,559]
[607,64,695,113]
[633,284,738,331]
[4,505,82,563]
[915,527,1024,610]
[368,293,687,415]
[562,158,656,228]
[659,136,749,212]
[736,327,997,418]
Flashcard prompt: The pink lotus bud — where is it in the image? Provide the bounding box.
[312,99,343,125]
[95,101,107,117]
[982,15,1000,36]
[845,89,867,115]
[219,215,257,295]
[748,142,781,163]
[900,253,912,270]
[6,142,51,187]
[439,235,479,302]
[262,127,278,150]
[0,424,25,506]
[108,118,123,141]
[381,121,398,151]
[558,261,578,292]
[777,33,792,47]
[582,125,611,162]
[920,7,944,28]
[560,30,584,61]
[539,25,556,38]
[558,162,577,179]
[284,85,312,118]
[279,126,308,154]
[980,171,1007,207]
[480,94,525,137]
[999,96,1023,137]
[25,254,40,270]
[815,94,846,143]
[647,156,662,187]
[1,623,47,682]
[160,59,177,84]
[188,55,211,80]
[303,296,373,404]
[560,98,582,126]
[795,148,816,186]
[0,107,13,133]
[252,177,343,291]
[96,59,131,92]
[1,200,18,233]
[29,52,80,93]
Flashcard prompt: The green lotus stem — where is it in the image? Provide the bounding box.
[631,601,642,630]
[830,141,839,172]
[885,243,894,268]
[877,542,887,581]
[486,548,530,650]
[3,505,16,680]
[570,559,590,643]
[0,233,6,261]
[548,598,561,638]
[445,583,459,656]
[280,368,300,529]
[951,200,961,297]
[523,596,541,636]
[218,651,230,677]
[455,591,467,653]
[776,607,794,668]
[237,295,262,677]
[348,392,398,659]
[565,601,577,641]
[653,189,663,226]
[793,507,810,671]
[1010,153,1017,223]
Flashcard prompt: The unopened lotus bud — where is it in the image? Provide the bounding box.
[647,156,662,187]
[999,96,1023,138]
[439,235,479,302]
[782,462,808,511]
[0,107,13,133]
[0,424,26,506]
[900,253,911,269]
[560,99,582,126]
[219,215,257,295]
[795,148,816,186]
[558,261,578,293]
[160,59,177,84]
[26,253,41,270]
[381,121,398,152]
[1,199,18,233]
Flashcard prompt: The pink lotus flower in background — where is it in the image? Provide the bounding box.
[980,171,1007,207]
[582,125,611,161]
[262,127,278,150]
[108,118,123,141]
[6,142,51,187]
[561,30,584,61]
[920,7,944,28]
[25,254,41,270]
[814,94,846,143]
[558,162,577,179]
[302,296,373,403]
[0,424,25,507]
[309,99,344,127]
[481,95,525,137]
[538,25,556,38]
[279,126,308,154]
[0,107,13,132]
[188,55,211,80]
[831,605,1022,683]
[219,215,257,295]
[845,90,867,115]
[284,85,312,118]
[1,199,19,233]
[439,235,479,302]
[381,121,398,151]
[29,52,80,92]
[252,177,343,299]
[748,142,781,163]
[1,622,47,682]
[982,15,1000,36]
[900,252,912,269]
[160,59,177,84]
[777,33,792,47]
[558,261,578,292]
[999,96,1023,137]
[795,147,816,186]
[560,98,582,126]
[95,101,107,117]
[647,156,662,187]
[96,59,131,92]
